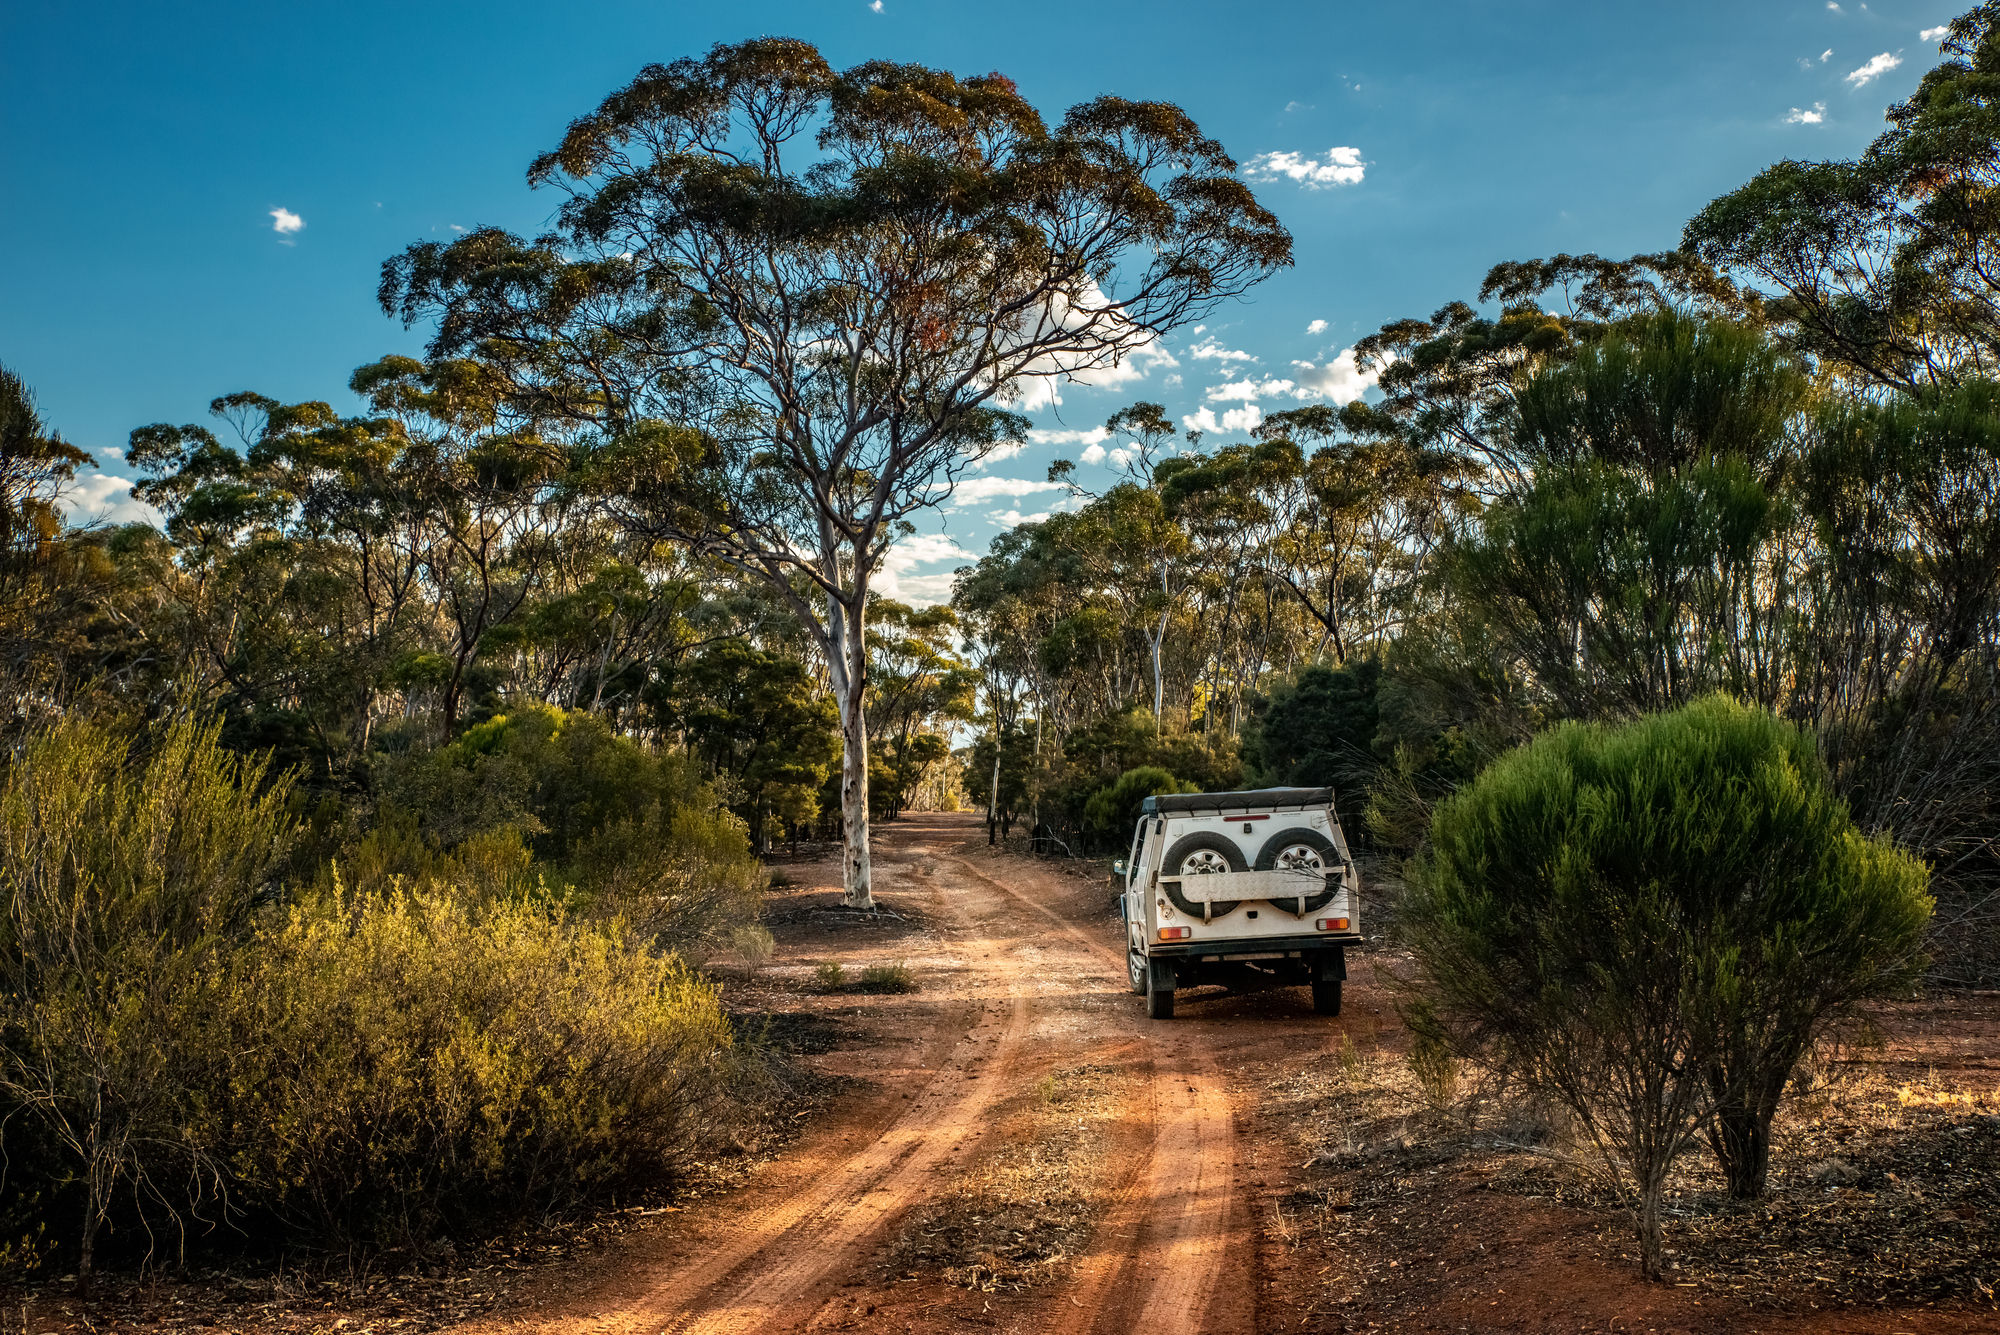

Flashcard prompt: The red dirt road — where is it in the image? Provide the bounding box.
[460,811,2000,1335]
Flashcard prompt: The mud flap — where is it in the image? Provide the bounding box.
[1312,947,1348,982]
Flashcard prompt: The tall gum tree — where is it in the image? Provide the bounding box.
[379,38,1291,906]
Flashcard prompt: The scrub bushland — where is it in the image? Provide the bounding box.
[0,706,769,1277]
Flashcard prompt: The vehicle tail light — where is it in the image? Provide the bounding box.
[1158,926,1192,941]
[1316,917,1350,932]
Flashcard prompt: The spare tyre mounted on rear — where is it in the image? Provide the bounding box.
[1160,831,1246,918]
[1254,828,1341,915]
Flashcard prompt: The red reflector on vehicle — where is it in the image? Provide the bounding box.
[1158,926,1192,941]
[1316,917,1350,932]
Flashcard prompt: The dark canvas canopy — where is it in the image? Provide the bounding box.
[1142,787,1334,815]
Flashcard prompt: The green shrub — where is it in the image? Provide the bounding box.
[216,881,740,1251]
[813,961,847,992]
[856,963,916,994]
[1402,695,1931,1276]
[0,708,766,1273]
[1082,766,1190,842]
[1242,658,1382,799]
[370,705,762,951]
[0,710,295,1278]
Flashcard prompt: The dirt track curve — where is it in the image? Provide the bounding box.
[471,810,1264,1335]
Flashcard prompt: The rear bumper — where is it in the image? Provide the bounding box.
[1146,933,1363,959]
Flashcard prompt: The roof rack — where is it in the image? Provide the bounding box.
[1142,786,1334,815]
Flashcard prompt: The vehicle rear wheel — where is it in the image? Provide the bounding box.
[1311,976,1343,1016]
[1161,831,1247,918]
[1254,827,1340,914]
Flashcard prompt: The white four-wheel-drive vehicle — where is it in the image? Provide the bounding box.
[1119,786,1361,1020]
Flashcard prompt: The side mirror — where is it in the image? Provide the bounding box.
[1113,859,1128,879]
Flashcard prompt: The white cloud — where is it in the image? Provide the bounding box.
[974,439,1029,467]
[1289,347,1380,405]
[1921,24,1949,40]
[1207,377,1298,402]
[875,531,973,605]
[1846,52,1902,86]
[1827,2,1841,10]
[59,473,160,527]
[1079,442,1108,465]
[1187,338,1256,365]
[1305,318,1328,336]
[870,0,883,10]
[938,475,1070,506]
[1243,146,1366,189]
[269,207,303,235]
[1822,48,1834,60]
[1025,425,1109,447]
[1107,446,1135,469]
[1181,404,1264,435]
[1785,102,1827,124]
[987,508,1051,527]
[991,278,1181,412]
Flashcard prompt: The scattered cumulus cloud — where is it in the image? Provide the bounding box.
[1922,24,1949,40]
[1822,48,1834,60]
[870,0,883,11]
[1206,377,1298,402]
[1290,347,1380,405]
[1187,338,1256,365]
[269,207,303,238]
[996,280,1180,411]
[987,508,1051,527]
[875,531,972,605]
[938,475,1070,507]
[1242,147,1366,189]
[1786,102,1827,124]
[1181,404,1264,436]
[1079,442,1108,465]
[1025,426,1110,447]
[974,440,1029,467]
[60,473,159,528]
[1827,2,1840,11]
[1846,52,1902,86]
[1306,318,1328,336]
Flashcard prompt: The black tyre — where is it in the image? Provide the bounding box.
[1161,831,1247,918]
[1311,976,1343,1016]
[1254,827,1340,915]
[1146,967,1176,1019]
[1127,950,1148,995]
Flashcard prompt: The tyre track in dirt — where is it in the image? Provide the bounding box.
[496,823,1038,1335]
[940,852,1250,1335]
[475,820,1243,1335]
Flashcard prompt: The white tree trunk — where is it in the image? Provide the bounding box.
[1151,611,1169,721]
[828,594,874,909]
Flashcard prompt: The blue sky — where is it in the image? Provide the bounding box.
[2,0,1955,601]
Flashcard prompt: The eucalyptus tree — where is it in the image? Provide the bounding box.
[0,364,101,703]
[379,39,1291,906]
[1686,4,2000,389]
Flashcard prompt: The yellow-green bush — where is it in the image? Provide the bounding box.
[1,707,768,1272]
[218,881,741,1251]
